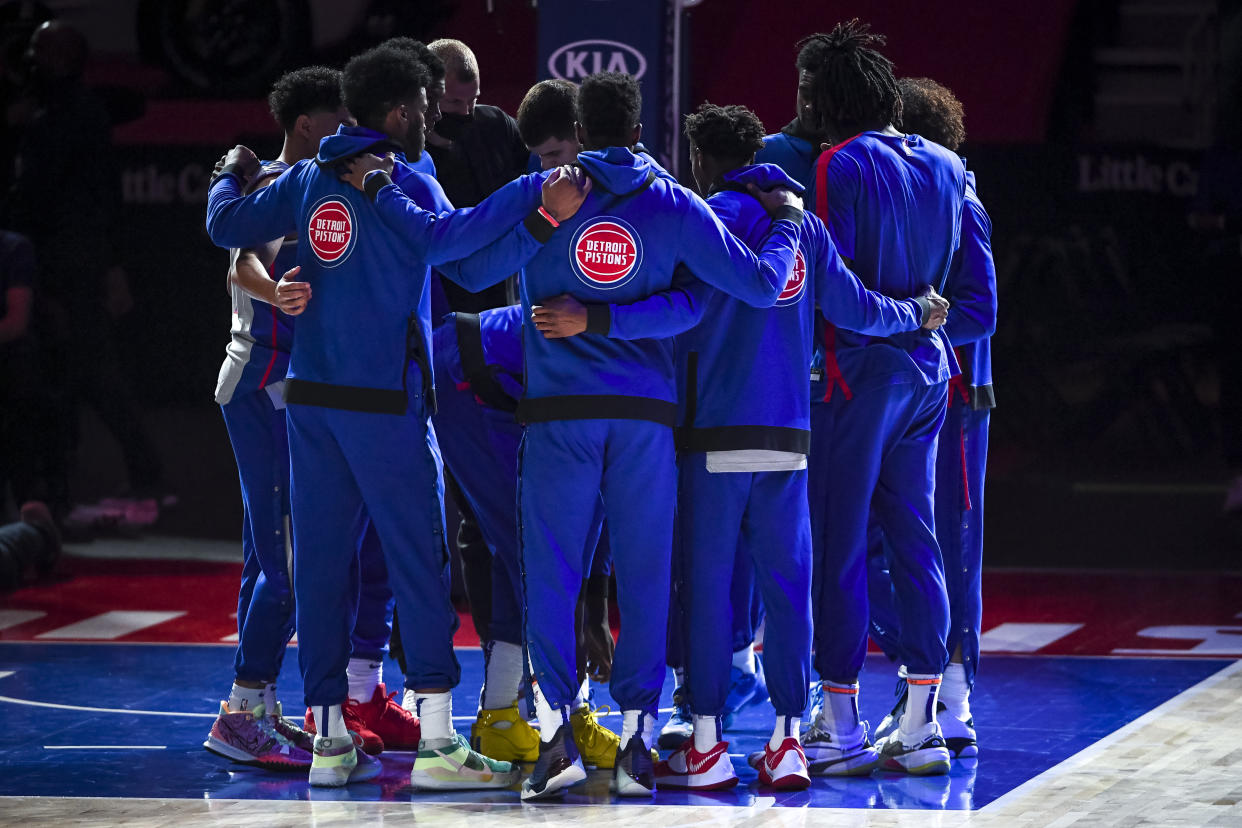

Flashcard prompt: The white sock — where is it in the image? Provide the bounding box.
[817,680,861,736]
[770,715,800,750]
[263,682,279,714]
[480,640,524,710]
[402,688,417,713]
[531,679,571,743]
[621,709,654,751]
[347,658,383,704]
[692,714,721,752]
[314,703,347,741]
[732,644,756,674]
[902,673,942,735]
[228,682,265,713]
[573,677,590,710]
[411,691,454,743]
[941,663,971,721]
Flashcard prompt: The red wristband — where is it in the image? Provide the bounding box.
[538,206,560,228]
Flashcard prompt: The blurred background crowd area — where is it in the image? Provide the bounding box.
[1,0,1240,571]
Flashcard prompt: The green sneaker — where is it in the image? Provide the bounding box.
[308,733,382,787]
[409,732,522,790]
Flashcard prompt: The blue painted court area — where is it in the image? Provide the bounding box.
[0,643,1228,810]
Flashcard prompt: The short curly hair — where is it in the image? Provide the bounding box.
[577,72,641,149]
[379,37,446,84]
[342,45,431,131]
[268,66,342,131]
[897,77,965,151]
[517,79,578,147]
[684,102,765,164]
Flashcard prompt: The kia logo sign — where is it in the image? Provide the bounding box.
[548,39,647,80]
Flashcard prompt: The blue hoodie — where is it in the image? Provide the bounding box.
[205,124,555,415]
[943,169,997,407]
[432,304,525,409]
[755,122,820,203]
[598,164,927,452]
[812,130,966,396]
[369,146,803,426]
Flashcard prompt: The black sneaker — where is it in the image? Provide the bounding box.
[612,734,655,796]
[520,723,587,801]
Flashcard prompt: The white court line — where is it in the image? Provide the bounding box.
[980,658,1242,813]
[0,671,13,680]
[0,610,45,631]
[978,622,1083,652]
[37,611,186,640]
[44,745,166,750]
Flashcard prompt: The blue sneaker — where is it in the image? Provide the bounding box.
[657,687,693,750]
[721,654,768,730]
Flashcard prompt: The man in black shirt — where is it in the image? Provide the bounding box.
[426,38,529,312]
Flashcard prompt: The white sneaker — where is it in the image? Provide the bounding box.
[798,720,879,776]
[875,720,951,776]
[653,739,738,790]
[938,704,978,758]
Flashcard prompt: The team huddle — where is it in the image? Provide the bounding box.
[202,18,995,800]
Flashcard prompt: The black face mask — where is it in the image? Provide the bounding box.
[434,111,474,142]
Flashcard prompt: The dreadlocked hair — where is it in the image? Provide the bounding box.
[796,18,901,137]
[897,77,965,151]
[683,102,766,165]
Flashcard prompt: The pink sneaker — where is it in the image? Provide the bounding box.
[203,701,312,770]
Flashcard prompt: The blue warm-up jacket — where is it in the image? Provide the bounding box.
[205,125,553,415]
[943,168,997,407]
[600,164,928,452]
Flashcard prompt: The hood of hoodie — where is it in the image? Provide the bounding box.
[316,125,405,166]
[717,163,806,196]
[575,146,658,196]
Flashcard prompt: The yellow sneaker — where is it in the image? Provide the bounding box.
[469,703,540,764]
[571,704,621,769]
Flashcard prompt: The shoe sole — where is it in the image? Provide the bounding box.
[202,737,309,771]
[308,757,382,787]
[654,773,739,791]
[410,767,522,790]
[613,773,657,797]
[807,753,880,777]
[883,748,951,776]
[520,762,588,801]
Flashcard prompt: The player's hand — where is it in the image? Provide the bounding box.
[274,266,311,316]
[531,293,588,338]
[920,286,949,330]
[342,152,395,191]
[541,164,592,223]
[747,182,804,216]
[213,145,260,187]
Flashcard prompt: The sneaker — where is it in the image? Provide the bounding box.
[471,702,540,763]
[520,723,587,801]
[873,684,907,744]
[269,701,314,753]
[305,703,383,755]
[203,701,312,770]
[799,720,880,776]
[754,737,810,790]
[570,703,620,769]
[309,732,382,787]
[721,655,768,730]
[409,732,521,790]
[657,688,693,750]
[875,721,951,776]
[612,734,655,796]
[937,703,978,758]
[350,683,421,750]
[654,739,738,790]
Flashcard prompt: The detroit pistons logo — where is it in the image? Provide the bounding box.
[776,249,808,306]
[570,216,643,290]
[308,196,357,267]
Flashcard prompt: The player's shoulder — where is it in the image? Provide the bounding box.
[394,163,453,210]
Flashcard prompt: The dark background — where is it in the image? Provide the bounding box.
[8,0,1242,570]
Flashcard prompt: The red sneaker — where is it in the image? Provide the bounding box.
[349,683,422,750]
[653,739,738,790]
[304,703,384,755]
[756,737,811,790]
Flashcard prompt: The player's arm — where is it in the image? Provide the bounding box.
[676,187,804,308]
[434,213,558,292]
[534,266,714,340]
[941,193,997,345]
[346,155,588,264]
[810,220,935,335]
[206,146,299,249]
